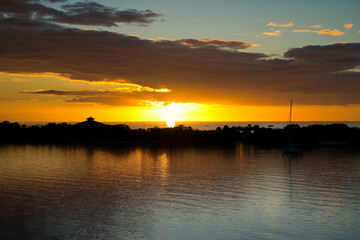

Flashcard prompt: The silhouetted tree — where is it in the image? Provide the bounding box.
[0,121,359,146]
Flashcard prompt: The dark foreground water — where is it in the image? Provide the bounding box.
[0,144,359,240]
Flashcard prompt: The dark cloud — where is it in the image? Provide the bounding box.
[66,96,145,106]
[0,17,64,30]
[284,43,360,68]
[0,0,162,27]
[25,90,101,96]
[45,0,67,2]
[23,89,175,106]
[176,39,258,49]
[1,15,359,106]
[59,2,162,26]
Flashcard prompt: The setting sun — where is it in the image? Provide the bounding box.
[166,120,176,128]
[147,102,200,127]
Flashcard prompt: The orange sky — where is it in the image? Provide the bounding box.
[0,0,359,123]
[0,72,359,123]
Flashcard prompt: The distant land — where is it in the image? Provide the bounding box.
[1,118,359,146]
[17,121,360,130]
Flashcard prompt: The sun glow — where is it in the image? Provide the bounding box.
[147,102,200,127]
[166,119,176,128]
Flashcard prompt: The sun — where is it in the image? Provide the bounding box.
[166,119,176,128]
[147,102,200,127]
[163,103,186,127]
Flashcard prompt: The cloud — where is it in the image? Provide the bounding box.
[309,24,322,29]
[26,83,171,95]
[336,41,354,44]
[343,23,354,29]
[26,90,103,96]
[0,0,162,27]
[59,2,162,26]
[292,29,344,36]
[267,22,294,27]
[66,96,139,106]
[45,0,68,2]
[23,89,174,106]
[176,39,259,49]
[0,17,65,31]
[317,29,344,36]
[284,43,360,62]
[292,29,313,33]
[262,30,282,36]
[1,18,360,106]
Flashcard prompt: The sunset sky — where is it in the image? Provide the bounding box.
[1,0,360,124]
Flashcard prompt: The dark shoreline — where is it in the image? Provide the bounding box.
[1,120,360,147]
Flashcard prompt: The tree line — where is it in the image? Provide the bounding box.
[0,121,359,146]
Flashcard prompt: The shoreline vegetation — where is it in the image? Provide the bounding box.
[0,118,359,146]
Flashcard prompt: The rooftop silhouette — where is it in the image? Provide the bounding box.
[74,117,108,128]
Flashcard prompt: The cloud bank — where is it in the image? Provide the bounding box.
[24,89,173,106]
[0,0,162,27]
[293,29,344,36]
[176,39,258,49]
[0,0,359,107]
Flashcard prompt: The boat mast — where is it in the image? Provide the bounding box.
[289,99,292,145]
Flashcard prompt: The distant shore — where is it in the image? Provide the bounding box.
[16,121,360,130]
[1,120,359,146]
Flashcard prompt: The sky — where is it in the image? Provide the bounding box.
[0,0,360,125]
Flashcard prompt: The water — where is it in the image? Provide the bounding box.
[0,144,359,239]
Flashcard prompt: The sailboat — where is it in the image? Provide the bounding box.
[282,100,303,154]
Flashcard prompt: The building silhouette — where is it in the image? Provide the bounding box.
[74,117,107,128]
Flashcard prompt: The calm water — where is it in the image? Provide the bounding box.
[0,144,359,240]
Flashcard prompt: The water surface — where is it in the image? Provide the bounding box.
[0,144,359,239]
